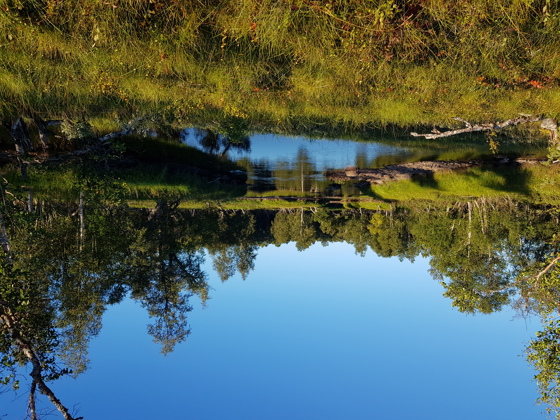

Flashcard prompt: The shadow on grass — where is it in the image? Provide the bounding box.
[453,165,533,196]
[410,172,440,189]
[479,166,533,196]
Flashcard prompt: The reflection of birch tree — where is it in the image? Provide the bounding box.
[0,202,81,420]
[272,148,319,193]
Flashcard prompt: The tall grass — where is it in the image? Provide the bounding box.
[1,0,559,130]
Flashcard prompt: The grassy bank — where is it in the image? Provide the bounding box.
[4,159,558,209]
[365,162,560,204]
[1,1,559,132]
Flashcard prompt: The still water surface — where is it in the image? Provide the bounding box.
[181,128,546,194]
[5,242,540,419]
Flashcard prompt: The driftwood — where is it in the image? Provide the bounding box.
[411,115,557,140]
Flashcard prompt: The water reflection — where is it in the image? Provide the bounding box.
[1,197,560,418]
[181,128,548,198]
[182,128,407,194]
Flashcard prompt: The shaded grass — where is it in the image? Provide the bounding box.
[3,164,245,202]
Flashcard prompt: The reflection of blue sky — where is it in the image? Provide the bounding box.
[6,242,541,420]
[235,134,402,170]
[182,129,406,171]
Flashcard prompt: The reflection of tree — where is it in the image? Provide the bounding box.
[271,209,317,251]
[121,201,209,354]
[407,200,558,314]
[140,251,206,355]
[526,319,560,419]
[3,192,560,418]
[273,148,321,193]
[195,128,250,157]
[355,146,369,169]
[211,244,257,281]
[206,208,258,281]
[366,210,416,259]
[0,194,263,417]
[0,200,81,419]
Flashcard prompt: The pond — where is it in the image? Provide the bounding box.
[0,201,555,420]
[181,128,547,196]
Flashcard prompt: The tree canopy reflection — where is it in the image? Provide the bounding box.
[1,193,560,418]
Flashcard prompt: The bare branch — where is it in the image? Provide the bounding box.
[411,115,546,139]
[483,254,560,296]
[28,381,37,420]
[0,309,83,420]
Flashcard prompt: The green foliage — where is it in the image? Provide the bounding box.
[60,120,95,142]
[526,319,560,418]
[271,209,318,250]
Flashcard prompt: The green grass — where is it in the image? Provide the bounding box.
[4,160,558,210]
[368,163,560,204]
[1,1,560,132]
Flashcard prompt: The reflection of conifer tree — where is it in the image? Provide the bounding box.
[355,146,369,169]
[127,201,209,354]
[142,252,206,355]
[272,160,291,191]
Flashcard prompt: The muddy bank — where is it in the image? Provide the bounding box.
[325,158,542,186]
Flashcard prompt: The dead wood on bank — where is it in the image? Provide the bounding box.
[410,115,558,141]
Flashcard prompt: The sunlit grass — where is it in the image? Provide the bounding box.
[2,1,560,135]
[370,164,560,203]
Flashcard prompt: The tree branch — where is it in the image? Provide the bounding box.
[483,254,560,296]
[410,115,550,139]
[0,310,83,420]
[0,209,13,266]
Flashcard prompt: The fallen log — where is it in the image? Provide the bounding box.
[410,115,557,140]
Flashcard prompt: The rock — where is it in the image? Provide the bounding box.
[345,166,358,177]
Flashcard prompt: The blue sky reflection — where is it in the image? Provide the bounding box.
[10,242,542,420]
